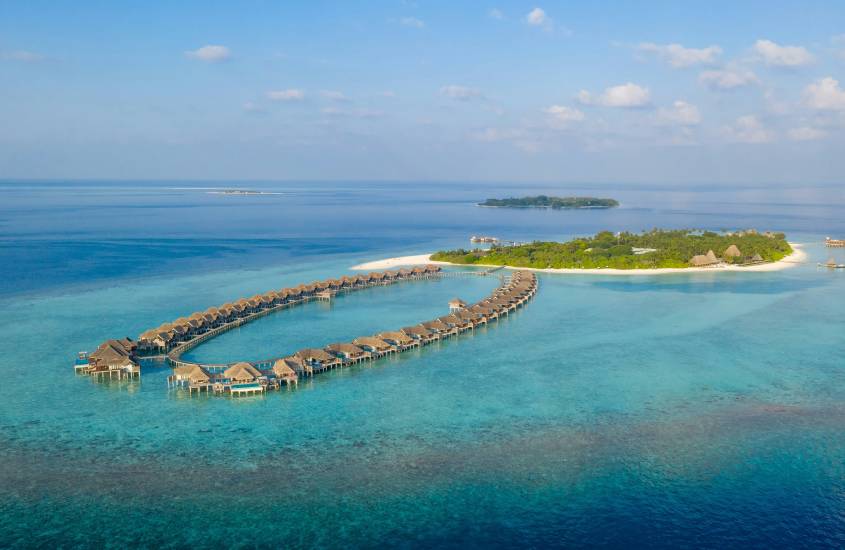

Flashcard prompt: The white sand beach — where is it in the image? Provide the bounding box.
[352,244,807,275]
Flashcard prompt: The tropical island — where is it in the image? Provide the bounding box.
[478,195,619,209]
[430,229,793,270]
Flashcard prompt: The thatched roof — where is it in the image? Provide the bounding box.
[690,253,718,266]
[278,356,311,375]
[175,364,211,384]
[325,343,365,356]
[296,348,335,362]
[449,298,467,307]
[352,336,392,351]
[223,362,262,381]
[271,359,297,379]
[751,253,763,262]
[402,326,432,337]
[724,244,741,257]
[378,331,414,345]
[422,320,450,331]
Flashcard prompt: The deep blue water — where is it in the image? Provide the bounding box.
[1,180,844,548]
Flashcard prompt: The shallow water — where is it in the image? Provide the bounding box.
[1,181,845,547]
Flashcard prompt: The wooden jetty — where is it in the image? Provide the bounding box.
[76,264,535,396]
[162,269,538,397]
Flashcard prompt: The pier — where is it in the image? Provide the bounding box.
[165,270,538,396]
[75,264,535,396]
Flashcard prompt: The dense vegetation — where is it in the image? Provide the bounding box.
[479,195,619,209]
[432,230,792,269]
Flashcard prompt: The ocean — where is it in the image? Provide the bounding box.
[1,180,844,548]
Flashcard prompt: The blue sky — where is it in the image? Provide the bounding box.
[1,1,844,183]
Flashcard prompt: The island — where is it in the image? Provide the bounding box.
[478,195,619,209]
[207,189,277,196]
[430,229,793,270]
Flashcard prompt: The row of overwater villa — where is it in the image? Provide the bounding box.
[165,270,537,396]
[75,265,444,381]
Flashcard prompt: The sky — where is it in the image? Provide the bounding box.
[1,1,845,184]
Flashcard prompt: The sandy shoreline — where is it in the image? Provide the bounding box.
[351,244,807,275]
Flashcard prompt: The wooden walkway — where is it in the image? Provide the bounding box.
[167,271,539,396]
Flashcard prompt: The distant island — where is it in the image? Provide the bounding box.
[431,229,792,270]
[478,195,619,209]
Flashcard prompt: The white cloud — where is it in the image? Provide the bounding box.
[266,89,305,101]
[637,43,722,68]
[526,7,550,26]
[725,115,773,143]
[545,105,585,126]
[753,39,814,67]
[185,45,231,62]
[803,77,845,110]
[656,100,701,126]
[400,17,425,28]
[320,90,348,102]
[440,85,483,100]
[489,8,504,20]
[698,68,759,91]
[1,50,45,62]
[788,126,826,141]
[578,83,651,108]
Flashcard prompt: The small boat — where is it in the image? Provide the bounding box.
[818,257,845,269]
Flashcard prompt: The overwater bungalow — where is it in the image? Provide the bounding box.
[456,309,485,326]
[277,355,312,377]
[378,331,417,350]
[424,264,442,273]
[169,364,213,393]
[352,336,395,357]
[85,338,140,379]
[422,319,454,337]
[825,237,845,247]
[449,298,467,312]
[269,359,298,386]
[326,343,370,364]
[439,314,471,332]
[369,272,386,284]
[296,348,342,371]
[220,361,264,393]
[402,325,437,344]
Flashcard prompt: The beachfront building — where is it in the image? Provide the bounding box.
[690,250,720,267]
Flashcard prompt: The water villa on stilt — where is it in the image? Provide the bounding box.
[77,265,539,397]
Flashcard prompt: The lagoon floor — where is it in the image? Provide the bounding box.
[1,181,845,547]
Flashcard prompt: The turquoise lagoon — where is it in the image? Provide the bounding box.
[1,181,845,547]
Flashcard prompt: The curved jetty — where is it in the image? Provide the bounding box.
[75,266,538,396]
